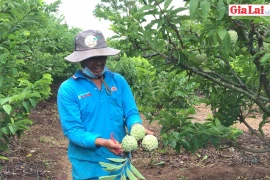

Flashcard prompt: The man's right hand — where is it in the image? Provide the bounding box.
[95,138,123,156]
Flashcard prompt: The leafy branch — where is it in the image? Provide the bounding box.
[174,60,270,116]
[99,157,145,180]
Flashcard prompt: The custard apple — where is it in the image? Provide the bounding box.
[130,124,146,141]
[228,30,238,44]
[195,53,207,63]
[121,135,138,152]
[142,135,158,152]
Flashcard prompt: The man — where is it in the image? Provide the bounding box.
[57,29,152,179]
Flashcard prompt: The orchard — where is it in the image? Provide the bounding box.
[0,0,270,179]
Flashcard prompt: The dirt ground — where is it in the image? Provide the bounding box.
[1,93,270,179]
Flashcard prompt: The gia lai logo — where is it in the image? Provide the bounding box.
[229,4,270,16]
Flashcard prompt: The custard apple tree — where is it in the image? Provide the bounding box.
[95,0,270,154]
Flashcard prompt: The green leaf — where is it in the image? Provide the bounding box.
[202,155,208,161]
[0,53,9,61]
[22,101,31,112]
[25,92,41,98]
[217,0,226,20]
[29,98,38,107]
[261,53,270,66]
[189,0,199,17]
[8,125,17,135]
[20,45,32,53]
[214,118,221,126]
[133,12,146,19]
[99,162,124,172]
[126,168,138,180]
[1,127,8,135]
[11,118,14,124]
[0,156,9,161]
[99,175,118,180]
[138,5,156,12]
[0,142,8,151]
[121,174,127,180]
[218,29,227,40]
[107,158,127,163]
[164,0,173,9]
[200,0,210,20]
[3,104,12,115]
[129,163,145,179]
[154,161,166,166]
[223,33,231,54]
[218,7,226,20]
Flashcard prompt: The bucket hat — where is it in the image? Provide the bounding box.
[65,30,120,62]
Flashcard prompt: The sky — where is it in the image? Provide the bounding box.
[44,0,187,38]
[45,0,114,38]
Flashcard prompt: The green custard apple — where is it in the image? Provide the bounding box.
[142,135,158,152]
[130,124,146,141]
[228,30,238,44]
[121,135,138,152]
[195,53,207,63]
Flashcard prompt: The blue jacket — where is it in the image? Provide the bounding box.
[57,70,142,179]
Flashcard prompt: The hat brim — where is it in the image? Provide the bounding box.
[65,47,120,62]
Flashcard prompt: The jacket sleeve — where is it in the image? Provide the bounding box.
[57,84,101,150]
[120,76,142,132]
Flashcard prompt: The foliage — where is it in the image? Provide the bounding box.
[95,0,270,153]
[159,108,242,153]
[98,157,145,180]
[19,1,81,82]
[107,55,157,110]
[0,0,80,165]
[0,0,54,162]
[107,55,198,113]
[21,13,81,82]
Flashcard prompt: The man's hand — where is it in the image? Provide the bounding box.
[132,123,155,135]
[95,138,123,156]
[145,128,154,135]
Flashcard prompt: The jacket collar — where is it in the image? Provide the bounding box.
[72,70,113,80]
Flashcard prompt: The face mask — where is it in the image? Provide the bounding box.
[82,66,108,79]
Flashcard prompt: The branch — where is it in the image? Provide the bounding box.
[173,59,270,116]
[204,71,243,88]
[142,53,160,59]
[167,30,178,50]
[216,56,246,88]
[214,55,269,101]
[0,9,33,43]
[241,101,255,120]
[252,27,270,99]
[256,66,263,99]
[230,18,248,30]
[222,140,270,153]
[238,111,270,146]
[154,0,184,49]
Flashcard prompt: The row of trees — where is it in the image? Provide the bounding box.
[0,0,80,162]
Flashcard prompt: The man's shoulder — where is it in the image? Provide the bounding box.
[58,78,74,92]
[59,71,84,90]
